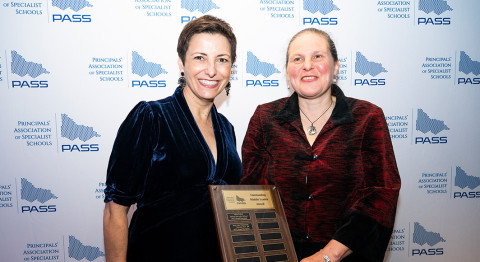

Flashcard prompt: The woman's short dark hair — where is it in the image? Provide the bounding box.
[177,15,237,65]
[285,28,338,67]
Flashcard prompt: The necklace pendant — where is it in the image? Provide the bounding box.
[307,125,317,136]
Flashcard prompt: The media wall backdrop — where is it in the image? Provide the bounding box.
[1,0,479,261]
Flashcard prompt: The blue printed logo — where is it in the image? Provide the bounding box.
[131,51,168,78]
[411,222,445,256]
[20,178,57,213]
[181,0,219,13]
[455,166,480,190]
[245,52,280,87]
[355,52,387,77]
[9,51,50,88]
[353,52,387,86]
[180,0,219,23]
[413,222,446,246]
[21,178,57,203]
[11,50,49,78]
[246,52,280,78]
[415,109,449,135]
[61,114,100,142]
[459,51,480,76]
[60,114,100,152]
[303,0,339,15]
[131,51,167,88]
[414,109,448,144]
[68,235,105,261]
[302,0,339,25]
[52,0,93,12]
[453,166,480,199]
[418,0,452,15]
[51,0,93,22]
[417,0,452,25]
[457,51,480,85]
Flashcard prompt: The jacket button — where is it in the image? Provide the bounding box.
[308,194,314,200]
[305,234,311,240]
[312,154,318,160]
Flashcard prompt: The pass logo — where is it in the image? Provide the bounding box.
[60,114,100,152]
[414,109,448,144]
[20,178,57,213]
[245,51,280,87]
[51,0,93,23]
[10,50,50,88]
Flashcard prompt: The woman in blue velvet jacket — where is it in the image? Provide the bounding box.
[102,15,241,262]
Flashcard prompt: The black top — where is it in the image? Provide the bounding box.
[105,87,242,261]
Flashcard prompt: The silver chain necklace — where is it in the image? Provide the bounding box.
[299,99,333,136]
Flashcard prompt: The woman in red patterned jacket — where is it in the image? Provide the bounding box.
[241,28,401,262]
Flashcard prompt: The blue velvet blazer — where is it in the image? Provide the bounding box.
[105,87,242,261]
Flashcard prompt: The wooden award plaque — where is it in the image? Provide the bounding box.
[209,185,298,262]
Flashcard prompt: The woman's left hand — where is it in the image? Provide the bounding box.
[300,239,352,262]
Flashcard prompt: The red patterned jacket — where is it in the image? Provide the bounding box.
[241,85,401,261]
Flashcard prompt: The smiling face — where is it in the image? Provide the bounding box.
[179,33,232,102]
[286,31,339,100]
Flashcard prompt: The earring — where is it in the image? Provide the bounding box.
[225,82,231,96]
[333,75,338,84]
[178,72,186,88]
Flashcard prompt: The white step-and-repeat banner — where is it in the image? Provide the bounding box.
[1,0,479,261]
